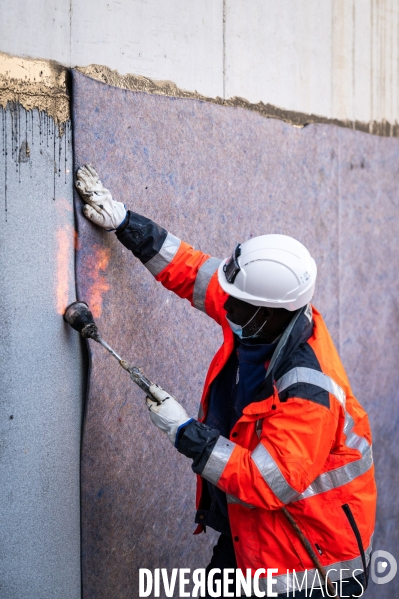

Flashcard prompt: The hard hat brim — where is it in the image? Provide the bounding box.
[217,258,316,311]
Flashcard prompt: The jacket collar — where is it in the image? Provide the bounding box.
[254,304,314,401]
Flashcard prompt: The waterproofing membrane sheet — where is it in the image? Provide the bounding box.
[72,69,399,599]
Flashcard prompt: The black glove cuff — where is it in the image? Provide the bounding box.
[177,420,220,474]
[115,210,168,263]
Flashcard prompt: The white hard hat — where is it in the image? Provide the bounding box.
[218,234,317,311]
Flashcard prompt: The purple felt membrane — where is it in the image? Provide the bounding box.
[72,69,398,599]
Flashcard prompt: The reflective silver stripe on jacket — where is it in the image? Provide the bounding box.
[144,233,181,276]
[275,366,346,407]
[226,494,255,509]
[201,436,236,486]
[252,367,372,502]
[192,257,222,313]
[251,443,299,504]
[252,542,372,595]
[293,412,373,502]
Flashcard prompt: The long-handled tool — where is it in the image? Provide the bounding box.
[63,301,160,401]
[65,302,340,597]
[282,507,339,597]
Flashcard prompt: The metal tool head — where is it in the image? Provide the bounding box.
[63,301,100,340]
[64,302,155,397]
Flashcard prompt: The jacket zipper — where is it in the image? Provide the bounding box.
[342,504,369,590]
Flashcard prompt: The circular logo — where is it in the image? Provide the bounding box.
[371,550,397,585]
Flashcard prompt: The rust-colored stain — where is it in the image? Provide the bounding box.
[74,230,80,251]
[56,224,73,315]
[55,198,76,315]
[85,245,111,318]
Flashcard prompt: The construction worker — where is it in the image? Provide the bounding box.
[76,165,376,598]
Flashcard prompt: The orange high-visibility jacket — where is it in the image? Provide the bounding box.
[117,216,377,595]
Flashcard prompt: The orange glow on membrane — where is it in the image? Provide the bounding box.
[86,245,111,318]
[56,224,73,314]
[74,230,80,251]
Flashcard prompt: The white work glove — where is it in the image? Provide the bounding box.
[146,384,193,447]
[75,164,127,231]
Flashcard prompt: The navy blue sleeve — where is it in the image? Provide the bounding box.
[115,210,168,264]
[177,420,220,474]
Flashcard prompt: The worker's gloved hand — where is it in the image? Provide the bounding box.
[75,164,127,231]
[146,384,193,447]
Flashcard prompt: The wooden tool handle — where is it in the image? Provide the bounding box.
[282,507,339,598]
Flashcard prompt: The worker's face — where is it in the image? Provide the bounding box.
[224,295,270,337]
[224,295,259,324]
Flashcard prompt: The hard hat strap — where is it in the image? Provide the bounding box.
[241,308,269,339]
[241,306,262,331]
[226,307,269,339]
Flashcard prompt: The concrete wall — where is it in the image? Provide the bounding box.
[1,1,399,598]
[1,0,399,124]
[0,106,83,598]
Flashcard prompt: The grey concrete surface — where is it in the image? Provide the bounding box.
[225,0,399,123]
[1,0,399,123]
[0,0,224,99]
[0,105,82,599]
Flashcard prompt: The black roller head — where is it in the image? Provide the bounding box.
[64,301,95,332]
[63,301,100,340]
